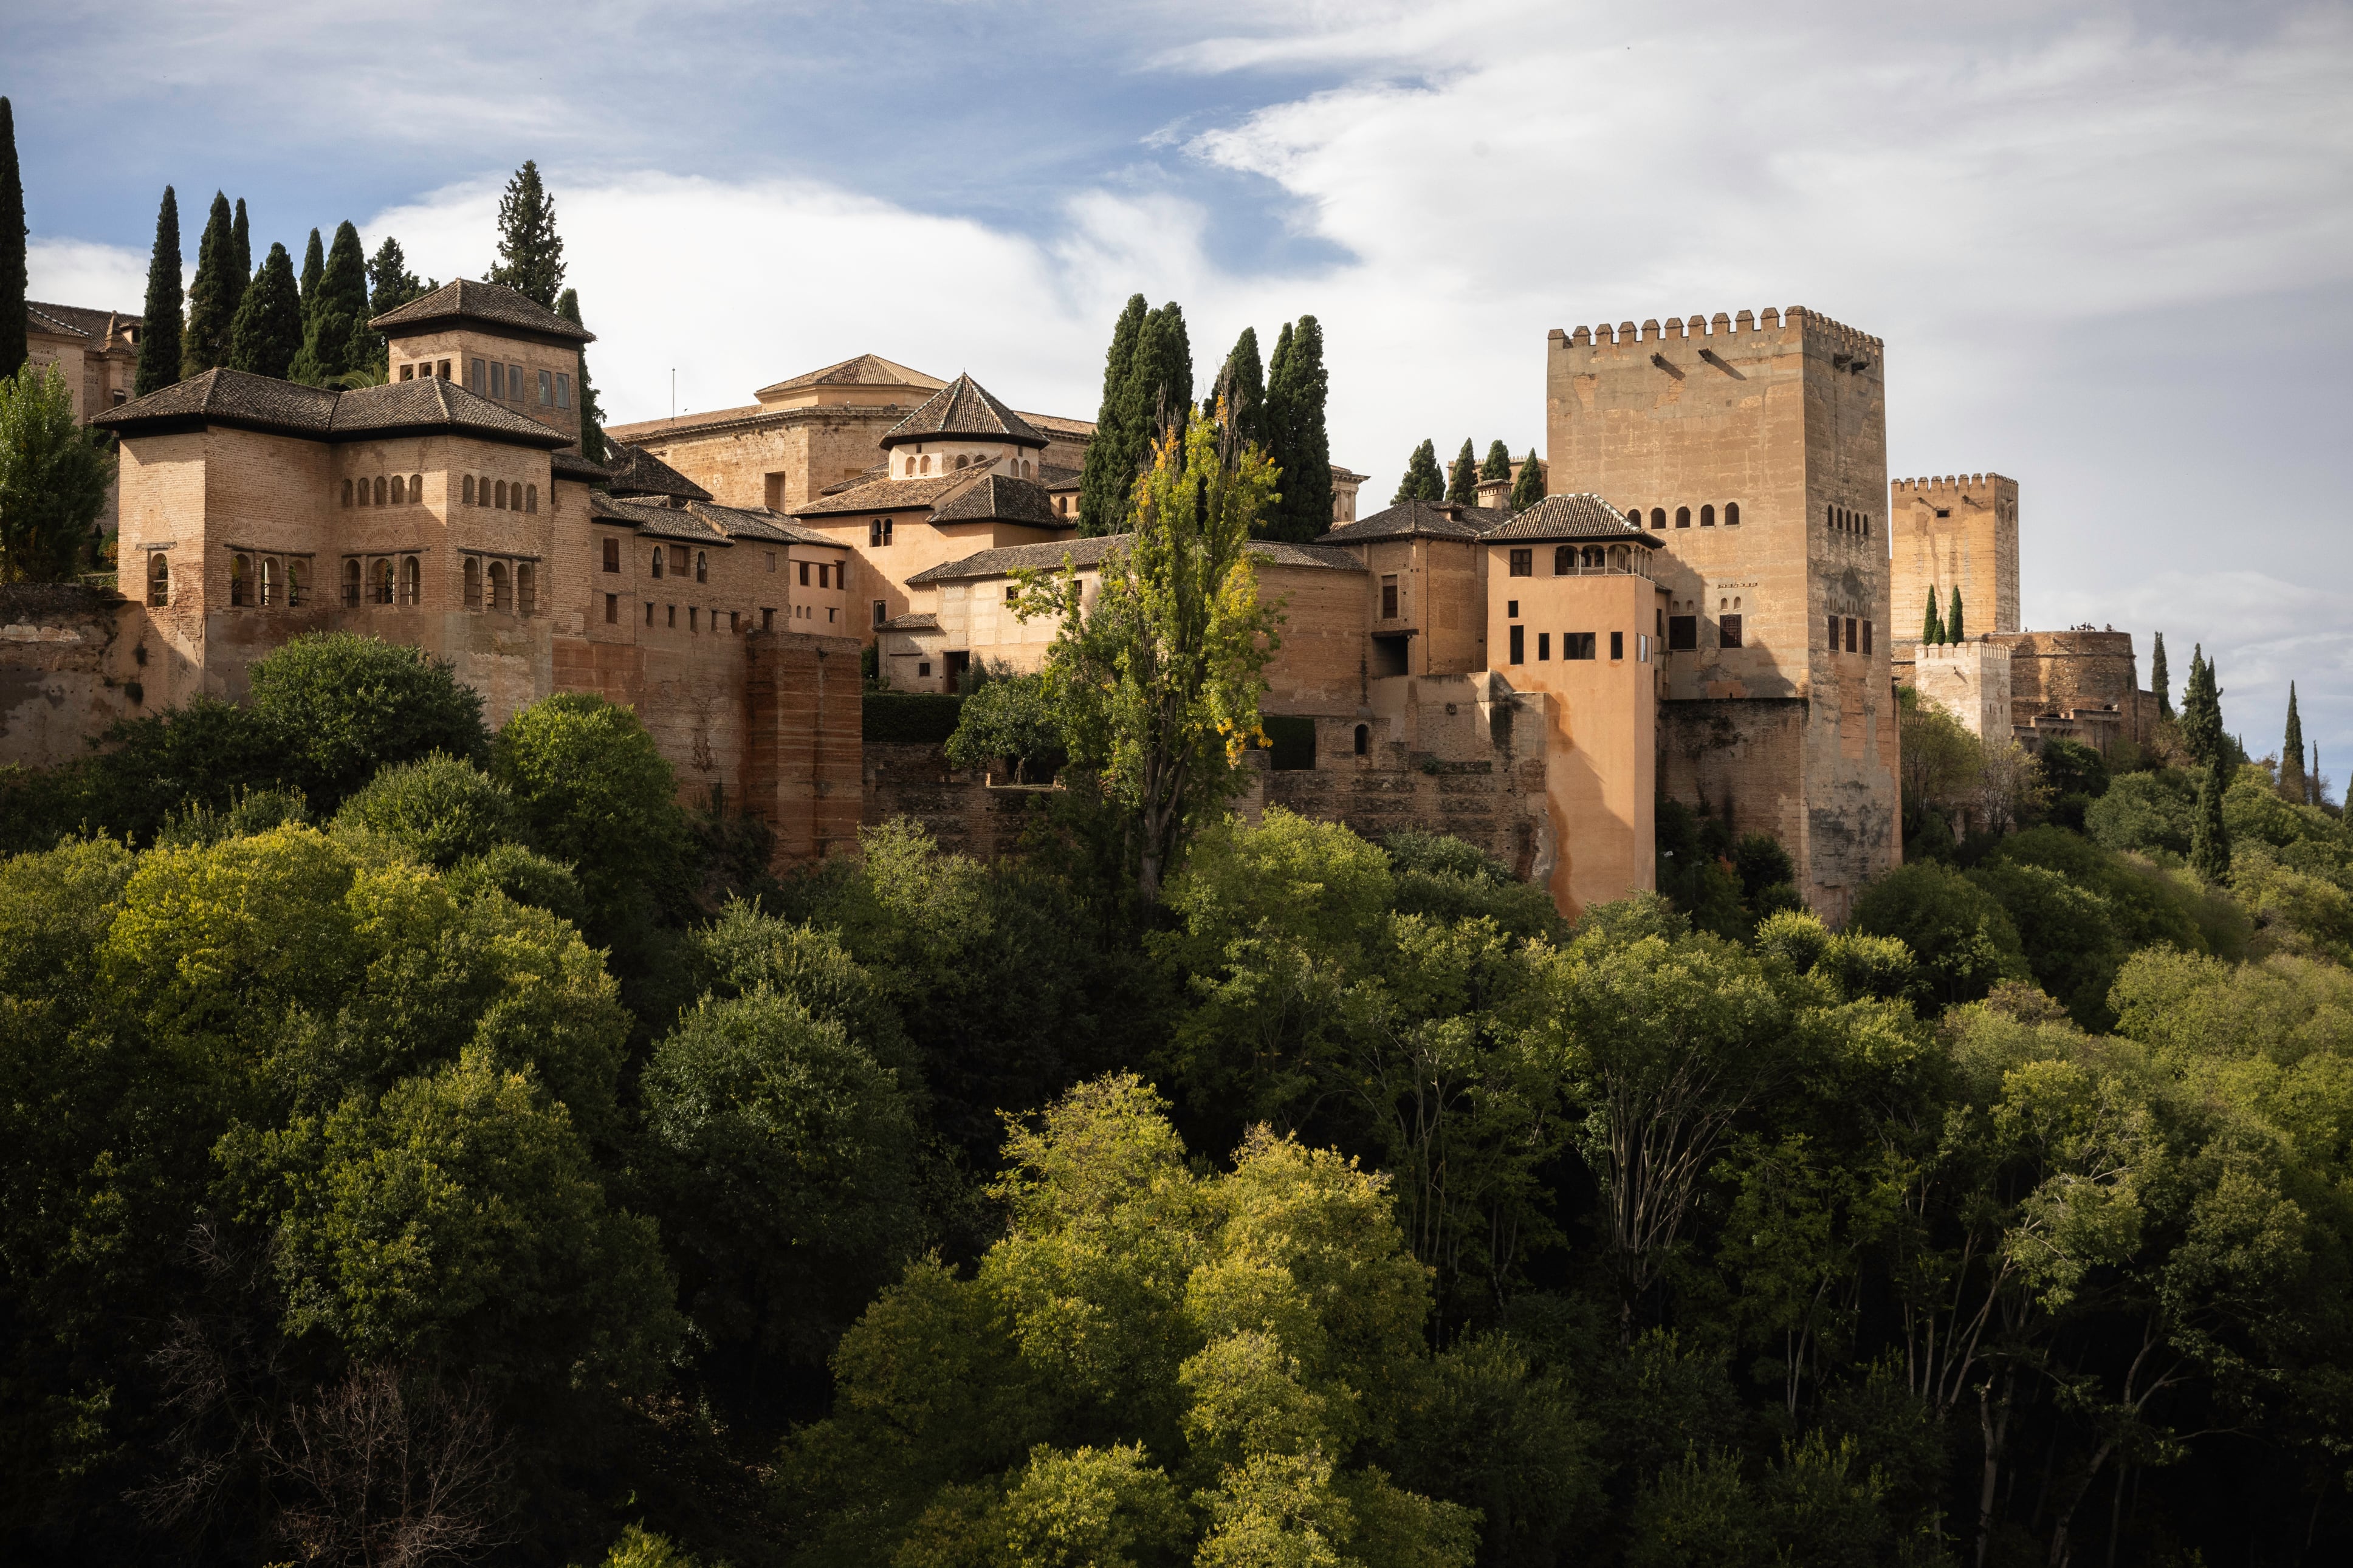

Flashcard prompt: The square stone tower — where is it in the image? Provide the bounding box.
[1544,307,1898,919]
[1889,472,2018,648]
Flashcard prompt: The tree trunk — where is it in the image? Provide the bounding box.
[1977,1371,2013,1568]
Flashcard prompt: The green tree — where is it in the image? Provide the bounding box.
[225,240,301,380]
[289,220,366,386]
[1393,439,1444,504]
[2191,755,2231,882]
[1508,448,1544,512]
[297,224,323,323]
[1016,403,1280,905]
[228,197,250,290]
[2280,682,2308,803]
[486,159,566,307]
[1079,294,1148,535]
[1263,315,1331,543]
[331,752,518,868]
[0,98,24,379]
[247,632,489,809]
[1445,439,1478,505]
[946,669,1063,782]
[134,186,184,396]
[1921,586,1944,646]
[555,287,605,462]
[2179,644,2224,765]
[1479,440,1511,482]
[180,191,237,378]
[1212,324,1265,451]
[360,233,426,377]
[1848,860,2028,1009]
[2151,630,2173,717]
[0,363,114,582]
[1127,302,1192,446]
[1946,585,1964,642]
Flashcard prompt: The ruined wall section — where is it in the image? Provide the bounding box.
[0,587,143,770]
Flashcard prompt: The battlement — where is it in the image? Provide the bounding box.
[1548,306,1883,355]
[1893,473,2015,499]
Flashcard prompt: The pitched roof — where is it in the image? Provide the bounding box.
[1317,498,1510,544]
[93,366,574,448]
[879,612,941,633]
[793,470,980,518]
[1476,493,1660,546]
[906,533,1364,586]
[930,473,1068,530]
[755,353,944,400]
[1014,410,1097,443]
[603,442,713,502]
[551,447,614,484]
[1037,463,1082,491]
[589,491,729,543]
[1248,540,1368,572]
[27,301,142,341]
[881,373,1047,450]
[691,500,842,547]
[368,278,594,343]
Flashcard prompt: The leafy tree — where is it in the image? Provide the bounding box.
[2034,735,2108,830]
[555,287,606,461]
[1653,798,1744,937]
[1446,438,1478,505]
[247,631,488,809]
[1920,587,1944,646]
[1479,440,1511,482]
[2085,765,2197,858]
[1017,401,1280,905]
[2179,643,2224,765]
[1393,439,1444,504]
[331,751,517,868]
[1123,302,1193,449]
[2151,630,2173,717]
[2281,681,2308,803]
[486,159,566,307]
[0,97,24,379]
[1508,449,1544,512]
[357,233,426,376]
[225,239,302,379]
[1849,860,2028,1008]
[229,197,250,289]
[1946,586,1963,642]
[0,363,114,582]
[946,669,1063,782]
[1967,858,2127,1027]
[288,220,367,386]
[1262,315,1331,543]
[180,191,238,377]
[1079,294,1148,536]
[134,186,184,396]
[1212,324,1265,451]
[2191,755,2231,882]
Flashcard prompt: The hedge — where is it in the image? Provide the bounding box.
[863,691,965,744]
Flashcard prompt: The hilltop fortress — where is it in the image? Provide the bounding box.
[5,282,2150,920]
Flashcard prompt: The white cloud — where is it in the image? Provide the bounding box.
[27,239,153,314]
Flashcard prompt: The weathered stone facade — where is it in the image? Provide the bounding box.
[1890,473,2019,648]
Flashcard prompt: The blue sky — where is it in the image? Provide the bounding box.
[12,0,2352,778]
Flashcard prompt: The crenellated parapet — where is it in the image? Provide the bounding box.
[1548,306,1884,356]
[1893,473,2016,501]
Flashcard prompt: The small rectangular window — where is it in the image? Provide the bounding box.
[1381,576,1398,618]
[1506,600,1518,620]
[509,364,524,397]
[1006,586,1018,603]
[1508,625,1525,665]
[538,370,553,406]
[645,601,654,625]
[436,360,450,380]
[1553,546,1571,575]
[1863,620,1874,655]
[605,593,617,624]
[1846,616,1857,653]
[763,608,775,631]
[1537,632,1551,661]
[555,373,571,409]
[730,611,740,633]
[1639,633,1651,663]
[1668,616,1698,651]
[399,363,414,381]
[873,600,887,628]
[1720,614,1743,648]
[602,537,619,572]
[489,361,504,399]
[1565,632,1596,660]
[765,552,775,573]
[1610,631,1624,660]
[799,560,811,586]
[667,605,677,627]
[1508,549,1532,578]
[470,358,485,391]
[820,564,833,589]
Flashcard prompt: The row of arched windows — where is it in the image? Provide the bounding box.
[342,555,422,607]
[899,452,1038,478]
[227,552,307,608]
[647,544,707,581]
[1827,504,1871,536]
[462,556,537,615]
[1627,502,1740,530]
[462,474,537,513]
[345,474,424,507]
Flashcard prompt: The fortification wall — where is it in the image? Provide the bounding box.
[1890,473,2018,646]
[1911,638,2014,740]
[1993,629,2142,730]
[0,587,142,770]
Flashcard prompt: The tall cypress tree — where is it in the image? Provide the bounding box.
[1480,440,1512,482]
[227,241,302,380]
[1922,589,1944,646]
[1509,449,1544,512]
[2191,756,2231,882]
[1079,294,1147,536]
[2280,683,2307,803]
[1446,439,1479,505]
[2151,632,2173,717]
[134,187,184,397]
[0,97,26,379]
[556,288,605,463]
[181,192,237,378]
[289,221,367,386]
[230,198,251,290]
[359,235,426,377]
[298,227,323,324]
[1126,301,1192,442]
[1946,586,1965,643]
[2179,646,2224,767]
[1394,440,1444,504]
[1263,315,1330,541]
[1213,325,1265,450]
[487,160,566,307]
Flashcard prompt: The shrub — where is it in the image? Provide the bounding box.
[1849,861,2028,1010]
[247,632,488,809]
[945,673,1063,781]
[2086,767,2197,859]
[334,753,517,868]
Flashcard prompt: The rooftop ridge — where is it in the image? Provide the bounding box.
[1548,305,1883,354]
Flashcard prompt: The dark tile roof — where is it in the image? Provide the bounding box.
[27,301,142,341]
[793,471,978,518]
[879,612,941,633]
[819,462,888,496]
[368,278,594,343]
[589,491,730,543]
[1015,410,1097,442]
[690,501,843,548]
[551,447,613,484]
[1476,494,1660,546]
[907,533,1364,586]
[94,367,572,449]
[755,353,944,400]
[930,473,1069,529]
[603,442,714,501]
[882,373,1047,449]
[1317,498,1509,544]
[329,377,574,447]
[1038,463,1082,491]
[1248,540,1369,572]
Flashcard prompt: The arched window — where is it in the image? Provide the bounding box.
[374,476,387,505]
[1725,502,1740,527]
[1675,506,1691,528]
[651,547,665,579]
[374,559,394,605]
[464,557,482,609]
[1553,545,1572,575]
[146,553,169,606]
[525,484,537,514]
[1700,504,1714,526]
[230,553,252,606]
[921,455,932,474]
[517,563,535,617]
[1583,545,1606,569]
[477,476,490,507]
[695,550,707,583]
[411,473,422,502]
[1826,504,1835,529]
[342,478,354,507]
[400,555,420,606]
[1353,724,1369,757]
[1610,544,1631,571]
[1651,508,1666,530]
[489,561,510,612]
[343,558,361,607]
[463,474,475,505]
[287,560,306,607]
[390,474,405,504]
[495,480,508,510]
[261,558,278,606]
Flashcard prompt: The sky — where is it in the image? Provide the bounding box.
[12,0,2351,780]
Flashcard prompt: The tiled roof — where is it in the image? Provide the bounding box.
[94,366,337,436]
[907,533,1364,586]
[27,301,141,341]
[1477,494,1659,545]
[1330,464,1370,483]
[1015,410,1097,442]
[603,442,713,501]
[879,612,941,633]
[94,367,572,448]
[1317,498,1510,544]
[691,501,842,548]
[589,491,729,543]
[755,353,944,400]
[551,447,614,484]
[605,403,775,441]
[329,377,574,446]
[819,462,888,496]
[793,470,978,518]
[368,278,594,343]
[930,473,1068,529]
[1038,463,1083,491]
[882,373,1047,449]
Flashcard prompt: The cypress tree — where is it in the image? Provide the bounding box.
[1922,589,1944,646]
[359,235,425,377]
[1079,294,1147,535]
[1946,586,1965,643]
[227,241,302,380]
[1394,440,1444,504]
[1480,439,1512,482]
[2180,645,2224,767]
[487,160,566,307]
[0,97,26,379]
[1509,448,1544,512]
[1213,325,1264,450]
[230,197,251,290]
[2280,683,2307,803]
[298,227,323,323]
[1263,315,1330,541]
[556,288,605,463]
[181,192,237,378]
[134,187,184,397]
[1126,301,1192,441]
[2151,632,2173,717]
[1446,439,1479,505]
[2191,755,2231,882]
[289,221,367,386]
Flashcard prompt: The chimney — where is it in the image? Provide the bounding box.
[1475,477,1511,511]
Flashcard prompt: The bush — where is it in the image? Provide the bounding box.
[1849,861,2028,1010]
[1384,828,1564,942]
[864,691,965,744]
[333,753,517,868]
[1967,858,2126,1029]
[945,673,1063,781]
[247,632,488,809]
[2086,767,2197,859]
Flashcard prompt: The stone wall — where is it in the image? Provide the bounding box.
[1889,473,2019,648]
[0,587,142,770]
[1992,629,2148,739]
[1908,638,2014,739]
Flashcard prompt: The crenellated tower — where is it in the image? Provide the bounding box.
[1889,472,2018,648]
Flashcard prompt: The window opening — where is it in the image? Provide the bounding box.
[1508,625,1525,664]
[1353,724,1369,756]
[400,556,419,606]
[1720,614,1743,648]
[1565,632,1596,660]
[1508,549,1531,578]
[147,553,170,606]
[1553,545,1572,575]
[1537,632,1550,661]
[606,594,618,624]
[603,537,620,572]
[695,551,707,583]
[1675,506,1691,528]
[464,558,482,609]
[1668,615,1698,651]
[1725,502,1739,526]
[1610,630,1624,660]
[230,553,251,606]
[1381,575,1399,617]
[517,564,535,617]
